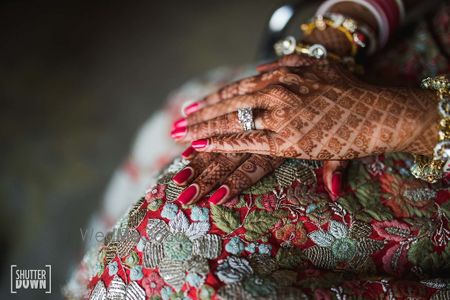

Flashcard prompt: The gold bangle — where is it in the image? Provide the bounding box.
[411,75,450,183]
[410,154,444,183]
[300,13,372,57]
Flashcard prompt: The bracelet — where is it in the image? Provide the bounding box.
[422,76,450,160]
[316,0,389,48]
[411,76,450,183]
[273,37,363,74]
[301,13,376,56]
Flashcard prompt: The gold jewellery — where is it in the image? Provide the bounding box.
[273,37,363,74]
[301,13,376,56]
[411,76,450,183]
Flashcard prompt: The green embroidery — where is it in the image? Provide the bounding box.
[408,237,450,276]
[243,210,283,242]
[242,275,277,297]
[148,199,163,211]
[275,247,304,269]
[210,204,240,234]
[124,251,139,268]
[164,233,193,261]
[331,238,357,261]
[339,162,393,221]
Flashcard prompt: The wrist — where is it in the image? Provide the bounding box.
[399,89,439,156]
[302,27,352,57]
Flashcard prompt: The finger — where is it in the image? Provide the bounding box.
[322,160,348,201]
[172,152,216,186]
[209,154,284,205]
[256,54,323,73]
[176,153,249,205]
[180,146,196,160]
[175,111,271,142]
[191,131,275,156]
[182,68,291,116]
[186,92,268,125]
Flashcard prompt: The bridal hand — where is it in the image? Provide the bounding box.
[172,61,435,160]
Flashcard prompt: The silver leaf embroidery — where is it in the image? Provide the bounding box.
[309,230,335,247]
[329,220,348,239]
[90,280,107,300]
[107,275,126,300]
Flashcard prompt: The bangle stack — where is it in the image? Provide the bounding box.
[411,76,450,183]
[316,0,405,50]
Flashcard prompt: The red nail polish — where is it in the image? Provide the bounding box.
[184,102,201,116]
[177,184,199,205]
[181,146,195,159]
[209,185,229,205]
[171,126,187,139]
[173,118,187,129]
[172,167,193,185]
[192,139,209,149]
[331,172,342,198]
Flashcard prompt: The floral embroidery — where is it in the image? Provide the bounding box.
[373,220,411,242]
[161,203,179,220]
[144,211,221,291]
[275,222,307,247]
[216,255,307,299]
[148,198,163,211]
[108,261,118,276]
[186,273,204,288]
[142,272,165,297]
[130,266,144,281]
[190,206,209,222]
[245,243,256,253]
[258,244,272,255]
[145,184,167,201]
[136,237,147,252]
[225,237,245,255]
[380,172,435,218]
[305,220,383,270]
[124,251,139,268]
[76,151,450,299]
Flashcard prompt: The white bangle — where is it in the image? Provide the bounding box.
[316,0,389,49]
[395,0,406,24]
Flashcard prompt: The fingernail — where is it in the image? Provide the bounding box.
[209,185,229,204]
[171,126,187,139]
[331,172,342,198]
[172,167,194,185]
[172,118,187,130]
[192,139,209,150]
[181,146,195,159]
[177,184,199,205]
[184,102,201,116]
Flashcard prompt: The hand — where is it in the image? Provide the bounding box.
[172,57,436,160]
[172,147,284,205]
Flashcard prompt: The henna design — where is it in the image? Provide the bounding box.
[220,154,284,204]
[184,61,439,160]
[190,153,248,202]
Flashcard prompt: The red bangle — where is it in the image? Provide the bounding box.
[370,0,400,35]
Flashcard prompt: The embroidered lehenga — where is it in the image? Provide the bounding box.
[64,5,450,300]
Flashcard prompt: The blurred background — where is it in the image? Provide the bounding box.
[0,0,297,298]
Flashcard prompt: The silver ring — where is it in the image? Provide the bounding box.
[237,107,255,131]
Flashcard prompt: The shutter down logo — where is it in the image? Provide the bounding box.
[10,265,51,294]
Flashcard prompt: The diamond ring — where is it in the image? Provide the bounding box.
[237,108,255,131]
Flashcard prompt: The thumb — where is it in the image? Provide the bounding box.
[323,160,348,201]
